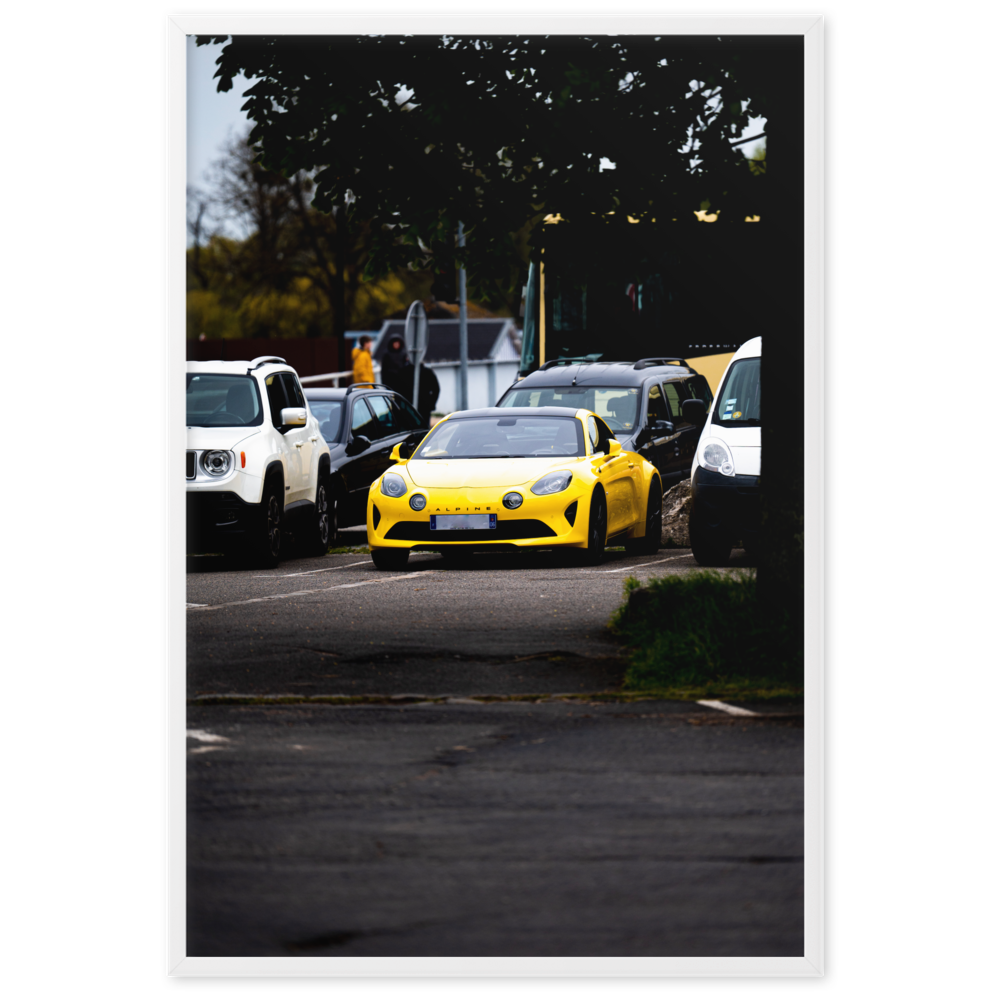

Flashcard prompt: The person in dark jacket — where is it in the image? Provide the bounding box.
[380,334,410,396]
[416,363,440,426]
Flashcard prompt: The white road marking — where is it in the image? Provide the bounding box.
[186,603,208,608]
[186,729,230,743]
[254,552,438,578]
[585,555,689,574]
[696,699,759,717]
[188,745,224,755]
[187,570,438,612]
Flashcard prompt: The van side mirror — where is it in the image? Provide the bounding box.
[681,399,707,426]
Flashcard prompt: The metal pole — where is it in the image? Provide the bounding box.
[458,221,469,410]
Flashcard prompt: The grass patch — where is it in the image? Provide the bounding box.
[327,545,370,554]
[611,570,803,692]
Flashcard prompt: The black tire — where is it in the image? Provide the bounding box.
[371,548,409,571]
[625,477,662,556]
[306,476,332,556]
[690,507,731,567]
[255,477,283,568]
[581,488,607,566]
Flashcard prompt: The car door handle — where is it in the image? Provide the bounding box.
[309,435,318,442]
[628,462,635,469]
[295,442,303,448]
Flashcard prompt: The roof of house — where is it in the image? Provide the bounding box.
[373,318,520,365]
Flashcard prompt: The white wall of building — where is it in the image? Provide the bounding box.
[428,360,521,414]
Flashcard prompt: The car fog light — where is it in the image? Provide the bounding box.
[410,494,427,511]
[201,450,233,477]
[503,492,523,509]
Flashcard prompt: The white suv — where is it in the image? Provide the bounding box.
[186,356,332,567]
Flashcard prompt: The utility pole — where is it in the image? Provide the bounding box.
[458,221,469,411]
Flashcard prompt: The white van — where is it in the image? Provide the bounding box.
[688,337,761,566]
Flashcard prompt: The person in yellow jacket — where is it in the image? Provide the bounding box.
[351,335,375,385]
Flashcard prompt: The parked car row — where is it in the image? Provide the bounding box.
[185,340,761,569]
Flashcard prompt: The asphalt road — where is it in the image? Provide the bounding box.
[186,530,755,698]
[185,531,800,958]
[188,699,803,958]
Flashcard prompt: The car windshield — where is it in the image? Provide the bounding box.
[308,400,344,441]
[498,385,640,433]
[413,416,585,459]
[714,358,761,425]
[186,374,264,427]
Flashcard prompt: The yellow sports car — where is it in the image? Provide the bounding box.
[366,407,662,570]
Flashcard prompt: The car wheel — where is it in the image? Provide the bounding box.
[371,548,409,571]
[256,478,283,568]
[581,488,607,566]
[307,478,331,556]
[625,478,662,556]
[690,508,731,567]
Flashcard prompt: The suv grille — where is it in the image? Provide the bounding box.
[186,452,196,479]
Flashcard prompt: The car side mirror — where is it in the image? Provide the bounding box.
[681,399,707,426]
[607,439,623,457]
[390,442,416,462]
[651,419,675,435]
[346,434,371,456]
[280,407,307,428]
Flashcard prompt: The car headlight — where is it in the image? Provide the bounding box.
[530,471,573,496]
[201,450,233,477]
[380,473,407,498]
[698,438,736,477]
[409,494,427,511]
[502,492,523,509]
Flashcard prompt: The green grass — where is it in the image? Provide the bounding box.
[327,545,371,554]
[610,570,803,692]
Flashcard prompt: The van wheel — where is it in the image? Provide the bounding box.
[690,515,731,567]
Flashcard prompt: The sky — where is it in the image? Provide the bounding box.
[186,35,766,230]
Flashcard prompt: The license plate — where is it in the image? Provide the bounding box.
[430,514,497,531]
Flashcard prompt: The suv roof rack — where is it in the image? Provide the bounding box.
[344,382,392,396]
[247,356,287,372]
[539,354,605,370]
[633,357,691,370]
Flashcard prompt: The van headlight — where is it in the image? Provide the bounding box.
[698,438,736,477]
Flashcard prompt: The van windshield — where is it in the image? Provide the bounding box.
[713,359,760,426]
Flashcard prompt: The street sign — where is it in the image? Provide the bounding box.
[403,300,428,411]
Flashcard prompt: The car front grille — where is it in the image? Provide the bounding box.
[385,519,557,542]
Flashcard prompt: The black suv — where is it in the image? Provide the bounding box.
[495,358,713,488]
[304,383,428,541]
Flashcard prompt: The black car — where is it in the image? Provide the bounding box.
[304,383,428,540]
[495,358,714,488]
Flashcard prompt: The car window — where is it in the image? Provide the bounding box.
[594,416,616,454]
[186,374,264,427]
[279,372,306,409]
[350,398,380,440]
[309,400,343,442]
[264,374,289,425]
[686,374,714,409]
[367,395,396,436]
[587,416,600,455]
[389,395,423,431]
[413,415,585,459]
[646,384,671,425]
[714,358,761,425]
[663,380,694,426]
[499,385,639,433]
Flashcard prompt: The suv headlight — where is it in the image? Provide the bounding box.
[201,450,233,477]
[531,471,573,496]
[698,438,736,477]
[380,473,407,498]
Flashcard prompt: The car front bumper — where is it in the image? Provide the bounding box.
[186,490,258,552]
[367,482,589,551]
[690,466,761,547]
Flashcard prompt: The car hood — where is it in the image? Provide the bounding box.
[186,427,262,451]
[405,456,583,489]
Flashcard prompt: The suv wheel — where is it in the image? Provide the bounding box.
[625,478,662,556]
[306,478,331,556]
[256,477,283,568]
